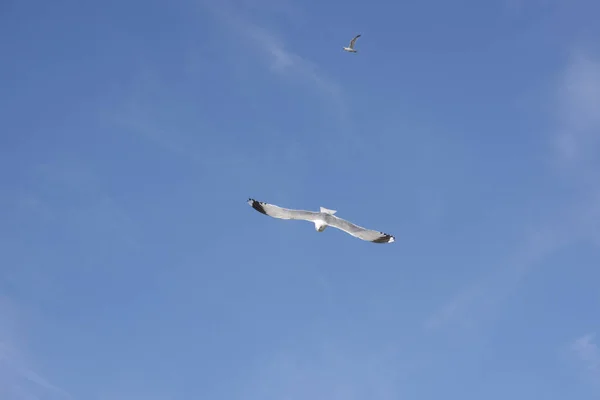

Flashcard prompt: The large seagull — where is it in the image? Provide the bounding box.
[248,198,395,244]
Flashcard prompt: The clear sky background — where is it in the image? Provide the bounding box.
[1,0,599,399]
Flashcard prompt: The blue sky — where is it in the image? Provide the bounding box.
[1,0,599,398]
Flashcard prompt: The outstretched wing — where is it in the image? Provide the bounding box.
[349,34,361,49]
[248,198,319,222]
[324,214,395,243]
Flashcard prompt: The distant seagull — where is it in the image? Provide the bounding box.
[343,34,361,53]
[248,198,395,243]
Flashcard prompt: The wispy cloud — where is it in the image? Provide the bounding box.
[570,333,600,384]
[426,50,600,332]
[109,3,351,171]
[0,298,72,400]
[203,0,348,119]
[425,219,575,331]
[424,282,485,331]
[111,0,361,168]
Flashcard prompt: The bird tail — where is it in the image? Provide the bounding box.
[320,207,337,215]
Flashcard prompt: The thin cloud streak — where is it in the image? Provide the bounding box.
[196,0,368,166]
[203,0,348,120]
[424,220,575,331]
[110,2,351,168]
[0,299,72,400]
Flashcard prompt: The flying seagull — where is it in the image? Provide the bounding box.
[343,34,361,53]
[248,198,395,243]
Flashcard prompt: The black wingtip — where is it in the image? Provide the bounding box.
[247,198,267,215]
[372,233,395,244]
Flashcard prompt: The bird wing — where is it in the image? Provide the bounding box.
[248,198,319,222]
[324,214,395,243]
[349,34,361,48]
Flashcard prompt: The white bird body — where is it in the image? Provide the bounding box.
[248,198,395,244]
[314,207,337,232]
[314,219,328,232]
[343,34,361,53]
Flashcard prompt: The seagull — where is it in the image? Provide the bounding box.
[247,198,395,244]
[343,34,361,53]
